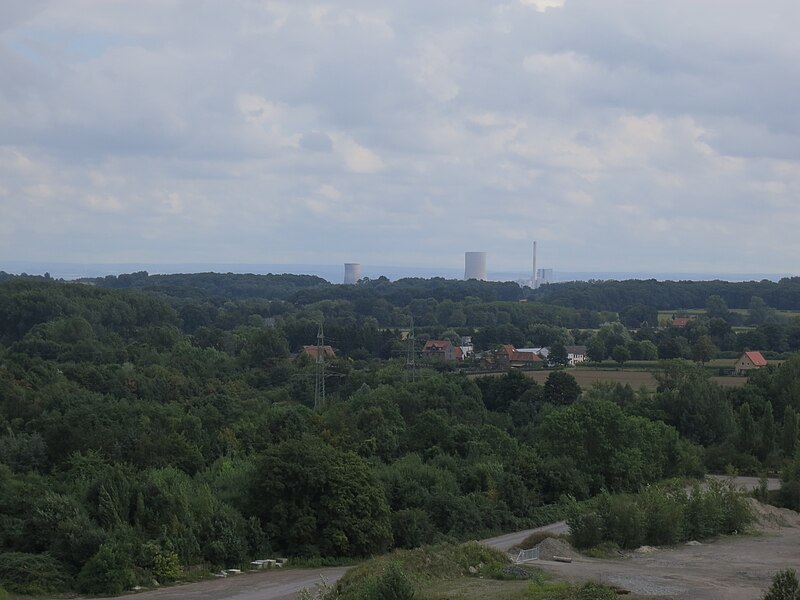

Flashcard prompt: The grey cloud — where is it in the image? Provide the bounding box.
[1,0,800,274]
[300,132,334,153]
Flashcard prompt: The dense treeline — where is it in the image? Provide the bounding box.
[1,277,800,595]
[529,277,800,311]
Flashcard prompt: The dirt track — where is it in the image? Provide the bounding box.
[534,526,800,599]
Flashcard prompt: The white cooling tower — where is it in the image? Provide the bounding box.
[344,263,361,285]
[464,252,487,281]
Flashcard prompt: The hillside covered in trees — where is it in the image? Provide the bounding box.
[1,273,800,595]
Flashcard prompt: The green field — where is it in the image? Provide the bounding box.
[471,367,748,391]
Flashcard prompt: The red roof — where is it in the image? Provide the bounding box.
[671,317,694,327]
[423,340,453,351]
[302,345,336,358]
[743,351,767,366]
[498,344,516,358]
[510,351,542,363]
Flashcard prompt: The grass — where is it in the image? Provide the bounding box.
[473,366,748,391]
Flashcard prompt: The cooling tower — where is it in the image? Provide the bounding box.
[344,263,361,285]
[464,252,487,281]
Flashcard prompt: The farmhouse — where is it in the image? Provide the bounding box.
[300,345,336,359]
[565,345,588,366]
[422,340,463,362]
[670,316,696,328]
[735,351,767,375]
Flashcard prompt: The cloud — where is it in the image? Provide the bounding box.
[520,0,566,12]
[1,0,799,274]
[333,135,385,173]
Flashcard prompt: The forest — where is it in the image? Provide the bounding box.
[1,273,799,595]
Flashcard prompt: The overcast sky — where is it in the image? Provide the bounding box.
[1,0,799,276]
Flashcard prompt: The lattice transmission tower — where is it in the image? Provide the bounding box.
[406,316,416,382]
[314,322,326,409]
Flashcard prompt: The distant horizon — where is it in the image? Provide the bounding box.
[1,261,793,285]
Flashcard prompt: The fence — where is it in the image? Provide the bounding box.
[513,547,540,563]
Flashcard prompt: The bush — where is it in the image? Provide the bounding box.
[0,552,71,595]
[603,495,645,549]
[568,512,604,549]
[763,569,799,600]
[0,586,9,600]
[77,542,136,595]
[640,486,684,545]
[576,582,618,600]
[355,562,415,600]
[153,550,182,583]
[391,509,437,549]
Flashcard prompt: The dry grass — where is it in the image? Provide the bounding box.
[471,368,749,390]
[522,369,659,390]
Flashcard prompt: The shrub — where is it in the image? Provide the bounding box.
[577,582,618,600]
[0,552,71,595]
[391,509,437,549]
[568,512,604,549]
[0,586,9,600]
[603,495,645,549]
[763,569,799,600]
[153,550,182,583]
[355,562,415,600]
[640,487,684,545]
[77,542,136,595]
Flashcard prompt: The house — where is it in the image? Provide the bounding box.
[488,345,542,369]
[565,345,588,366]
[508,350,543,369]
[518,347,549,359]
[300,345,336,359]
[671,316,696,328]
[422,340,462,362]
[735,351,767,375]
[460,336,474,359]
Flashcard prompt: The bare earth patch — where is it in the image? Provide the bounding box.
[531,501,800,600]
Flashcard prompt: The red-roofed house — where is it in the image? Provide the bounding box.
[509,350,543,369]
[671,316,696,328]
[422,340,462,362]
[301,345,336,359]
[735,351,767,375]
[486,345,543,369]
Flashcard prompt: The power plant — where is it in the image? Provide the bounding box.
[343,263,361,285]
[530,242,553,288]
[464,252,487,281]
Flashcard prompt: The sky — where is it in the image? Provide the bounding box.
[1,0,799,277]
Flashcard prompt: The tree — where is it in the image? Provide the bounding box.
[548,342,569,367]
[782,407,799,458]
[748,296,771,326]
[692,335,717,364]
[760,402,777,461]
[543,371,581,406]
[611,345,630,368]
[247,437,393,557]
[706,295,731,321]
[587,337,607,363]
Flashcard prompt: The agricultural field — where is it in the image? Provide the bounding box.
[480,367,749,391]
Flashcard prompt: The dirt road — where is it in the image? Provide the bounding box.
[534,526,800,600]
[98,567,350,600]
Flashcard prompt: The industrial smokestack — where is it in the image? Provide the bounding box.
[344,263,361,285]
[532,241,537,289]
[464,252,487,281]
